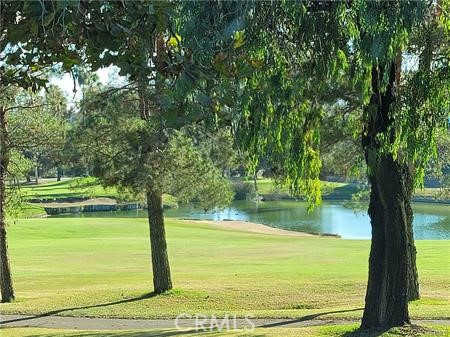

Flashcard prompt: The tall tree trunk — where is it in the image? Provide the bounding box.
[57,165,62,182]
[138,32,173,294]
[146,190,172,294]
[0,106,15,302]
[361,63,413,328]
[361,155,412,328]
[34,158,38,184]
[253,173,258,192]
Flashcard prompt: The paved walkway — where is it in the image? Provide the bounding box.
[1,314,449,330]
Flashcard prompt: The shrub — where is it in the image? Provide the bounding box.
[232,181,257,200]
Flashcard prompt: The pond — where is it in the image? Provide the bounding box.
[53,200,450,240]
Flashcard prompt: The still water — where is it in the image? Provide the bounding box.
[53,200,450,240]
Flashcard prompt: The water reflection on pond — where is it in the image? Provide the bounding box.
[52,200,450,240]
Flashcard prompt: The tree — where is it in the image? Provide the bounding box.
[186,126,239,178]
[183,0,448,329]
[77,2,200,294]
[10,86,68,184]
[0,0,251,295]
[0,83,69,301]
[38,86,70,182]
[0,101,14,302]
[73,82,233,293]
[0,0,179,297]
[0,0,84,302]
[60,0,247,293]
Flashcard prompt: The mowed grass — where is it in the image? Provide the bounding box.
[251,179,350,196]
[21,178,118,200]
[0,217,449,320]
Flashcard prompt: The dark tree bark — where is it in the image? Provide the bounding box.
[361,155,412,328]
[360,62,416,328]
[139,33,173,295]
[146,190,172,294]
[57,165,62,182]
[0,106,15,302]
[34,159,38,184]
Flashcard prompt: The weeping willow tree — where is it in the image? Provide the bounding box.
[182,0,449,329]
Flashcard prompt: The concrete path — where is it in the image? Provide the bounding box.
[1,314,449,330]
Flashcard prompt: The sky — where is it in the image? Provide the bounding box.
[49,66,118,103]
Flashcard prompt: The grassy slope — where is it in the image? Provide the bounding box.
[0,217,448,320]
[21,178,119,200]
[2,325,450,337]
[253,179,349,195]
[254,179,448,201]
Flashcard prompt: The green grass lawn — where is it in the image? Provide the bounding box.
[2,325,450,337]
[0,217,448,320]
[21,177,119,201]
[252,179,351,196]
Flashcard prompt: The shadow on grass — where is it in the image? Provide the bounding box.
[259,307,364,328]
[15,326,443,337]
[324,183,361,200]
[0,292,156,325]
[20,179,74,189]
[27,331,216,337]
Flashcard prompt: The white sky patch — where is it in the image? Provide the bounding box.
[402,53,419,73]
[49,73,80,101]
[49,66,126,104]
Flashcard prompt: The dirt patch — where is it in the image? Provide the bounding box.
[181,219,316,237]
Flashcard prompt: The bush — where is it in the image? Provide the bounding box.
[231,181,257,200]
